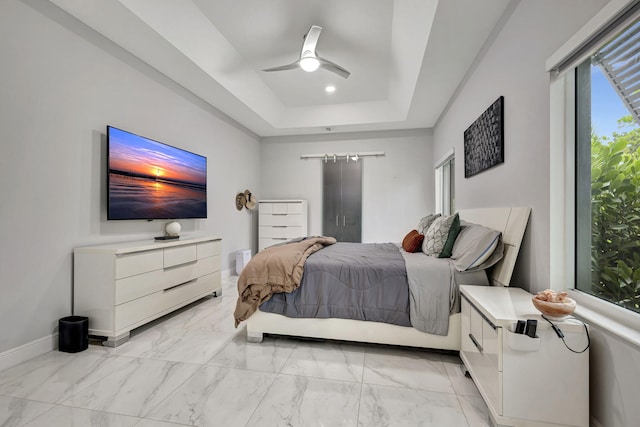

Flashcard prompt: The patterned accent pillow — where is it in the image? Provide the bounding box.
[423,213,460,257]
[402,229,424,253]
[417,214,441,235]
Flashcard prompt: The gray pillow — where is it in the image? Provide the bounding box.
[451,222,503,271]
[417,213,440,235]
[422,213,457,257]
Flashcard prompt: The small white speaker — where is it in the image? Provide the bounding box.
[165,221,181,236]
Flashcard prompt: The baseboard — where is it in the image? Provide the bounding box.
[0,334,58,373]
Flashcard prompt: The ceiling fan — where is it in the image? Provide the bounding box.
[262,25,350,79]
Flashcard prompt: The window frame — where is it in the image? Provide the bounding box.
[434,148,455,216]
[548,0,640,344]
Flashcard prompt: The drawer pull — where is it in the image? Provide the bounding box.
[164,260,197,270]
[469,333,483,353]
[273,213,287,216]
[273,238,288,240]
[272,225,287,228]
[163,279,197,292]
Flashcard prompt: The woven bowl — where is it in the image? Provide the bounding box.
[531,297,576,320]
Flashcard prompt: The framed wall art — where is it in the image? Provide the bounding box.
[464,96,504,178]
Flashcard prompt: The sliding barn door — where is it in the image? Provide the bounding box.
[322,159,362,242]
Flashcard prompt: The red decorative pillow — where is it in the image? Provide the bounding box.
[402,229,424,252]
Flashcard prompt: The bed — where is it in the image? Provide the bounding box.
[242,207,530,351]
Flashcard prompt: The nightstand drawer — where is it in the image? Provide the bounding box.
[470,305,483,351]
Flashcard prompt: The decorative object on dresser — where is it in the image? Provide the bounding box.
[74,236,221,347]
[164,221,181,237]
[258,200,308,251]
[460,285,589,427]
[464,96,504,178]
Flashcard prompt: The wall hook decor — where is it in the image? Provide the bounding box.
[244,190,257,210]
[235,192,246,210]
[236,190,258,211]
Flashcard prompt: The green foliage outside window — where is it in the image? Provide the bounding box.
[590,116,640,313]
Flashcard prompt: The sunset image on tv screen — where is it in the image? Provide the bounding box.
[107,127,207,219]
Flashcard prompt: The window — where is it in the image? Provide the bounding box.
[574,17,640,314]
[435,150,455,216]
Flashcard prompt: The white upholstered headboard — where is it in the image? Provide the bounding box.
[458,207,531,287]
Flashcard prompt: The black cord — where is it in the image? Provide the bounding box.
[541,315,590,353]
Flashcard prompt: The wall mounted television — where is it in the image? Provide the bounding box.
[107,126,207,220]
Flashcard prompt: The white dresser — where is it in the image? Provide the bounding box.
[460,285,589,427]
[74,236,221,346]
[258,200,308,251]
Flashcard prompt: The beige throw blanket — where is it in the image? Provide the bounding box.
[234,236,337,326]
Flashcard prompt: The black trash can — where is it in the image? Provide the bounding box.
[58,316,88,353]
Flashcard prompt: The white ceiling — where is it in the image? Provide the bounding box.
[49,0,512,137]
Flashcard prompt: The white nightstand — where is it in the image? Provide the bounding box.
[460,285,589,427]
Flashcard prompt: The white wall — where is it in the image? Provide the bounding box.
[432,0,608,293]
[0,0,260,354]
[260,129,433,243]
[586,325,640,427]
[432,1,640,426]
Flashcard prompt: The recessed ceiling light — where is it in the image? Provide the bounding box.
[325,85,336,93]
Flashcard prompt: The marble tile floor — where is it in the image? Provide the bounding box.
[0,277,490,427]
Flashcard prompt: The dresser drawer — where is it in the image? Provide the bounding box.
[164,244,197,268]
[259,226,303,238]
[197,240,221,259]
[260,202,304,215]
[259,214,303,226]
[115,250,163,279]
[115,272,219,331]
[115,255,219,305]
[259,238,289,251]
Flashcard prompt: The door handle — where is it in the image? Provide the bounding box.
[343,216,346,226]
[336,216,339,227]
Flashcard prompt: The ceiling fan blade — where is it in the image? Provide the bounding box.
[301,25,322,57]
[262,61,300,72]
[317,57,350,79]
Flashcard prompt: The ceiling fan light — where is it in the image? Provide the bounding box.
[300,57,320,72]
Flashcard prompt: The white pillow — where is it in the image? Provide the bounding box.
[451,222,503,271]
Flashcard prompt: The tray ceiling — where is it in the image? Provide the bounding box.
[49,0,512,136]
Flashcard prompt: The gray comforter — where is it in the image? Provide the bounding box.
[258,242,488,335]
[401,250,487,335]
